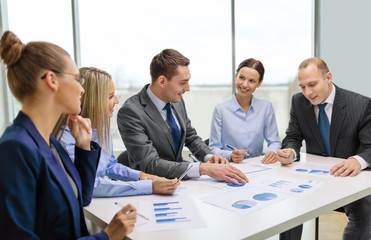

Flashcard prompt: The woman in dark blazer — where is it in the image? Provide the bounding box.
[0,31,136,239]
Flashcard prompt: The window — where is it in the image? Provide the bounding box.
[5,0,74,118]
[79,0,232,149]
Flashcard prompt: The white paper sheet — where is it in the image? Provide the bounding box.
[232,161,274,175]
[251,174,323,196]
[202,187,290,215]
[292,162,333,177]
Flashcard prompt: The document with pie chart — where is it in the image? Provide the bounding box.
[292,162,333,177]
[202,187,290,215]
[251,175,323,196]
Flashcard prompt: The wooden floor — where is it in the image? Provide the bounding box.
[319,211,347,240]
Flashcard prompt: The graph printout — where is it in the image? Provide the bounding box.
[202,187,290,215]
[293,162,333,177]
[251,175,323,196]
[138,198,206,232]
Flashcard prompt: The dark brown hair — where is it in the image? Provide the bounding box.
[150,49,190,83]
[236,58,265,81]
[298,57,330,78]
[0,31,70,102]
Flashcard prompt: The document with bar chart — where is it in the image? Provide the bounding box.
[137,198,206,232]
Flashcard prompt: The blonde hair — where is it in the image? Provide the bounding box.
[53,67,112,149]
[0,31,70,102]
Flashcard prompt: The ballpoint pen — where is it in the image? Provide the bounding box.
[178,165,193,182]
[114,202,149,220]
[282,150,294,162]
[226,144,250,157]
[188,153,199,162]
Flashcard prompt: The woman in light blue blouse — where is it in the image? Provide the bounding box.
[209,58,281,164]
[53,67,179,197]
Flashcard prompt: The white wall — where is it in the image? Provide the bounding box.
[318,0,371,97]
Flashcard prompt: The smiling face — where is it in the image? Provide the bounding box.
[162,65,191,103]
[235,67,262,98]
[108,79,119,118]
[298,63,332,105]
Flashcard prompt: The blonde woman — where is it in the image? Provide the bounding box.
[54,67,179,197]
[0,31,135,239]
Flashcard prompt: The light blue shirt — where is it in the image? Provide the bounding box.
[59,127,153,197]
[147,86,208,178]
[209,94,282,160]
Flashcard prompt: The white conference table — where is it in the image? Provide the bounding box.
[84,153,371,240]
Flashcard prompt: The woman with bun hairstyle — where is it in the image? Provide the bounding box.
[53,67,179,197]
[0,31,135,239]
[209,58,281,163]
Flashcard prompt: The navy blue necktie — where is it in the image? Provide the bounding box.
[164,103,181,153]
[318,103,331,156]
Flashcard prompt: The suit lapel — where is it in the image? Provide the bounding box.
[140,85,177,155]
[16,112,81,237]
[330,86,346,153]
[302,98,327,153]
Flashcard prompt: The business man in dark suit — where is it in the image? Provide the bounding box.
[117,49,247,184]
[277,57,371,240]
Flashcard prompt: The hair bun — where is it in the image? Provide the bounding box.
[0,31,25,67]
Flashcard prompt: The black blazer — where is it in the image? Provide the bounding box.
[282,85,371,164]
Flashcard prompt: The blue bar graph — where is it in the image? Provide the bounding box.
[156,217,190,223]
[155,212,178,217]
[154,207,182,211]
[153,201,179,206]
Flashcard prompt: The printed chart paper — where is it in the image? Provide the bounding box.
[137,198,206,232]
[293,162,333,177]
[195,162,273,190]
[251,175,323,196]
[202,187,290,215]
[233,162,274,175]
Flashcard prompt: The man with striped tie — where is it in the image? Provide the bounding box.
[277,57,371,240]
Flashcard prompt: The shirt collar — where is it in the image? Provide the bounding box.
[232,93,256,112]
[323,83,336,105]
[146,85,167,112]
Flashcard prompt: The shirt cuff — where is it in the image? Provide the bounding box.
[203,154,213,162]
[186,162,201,178]
[288,148,297,162]
[130,169,142,180]
[350,155,370,170]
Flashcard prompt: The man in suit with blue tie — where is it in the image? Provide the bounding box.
[117,49,248,184]
[277,57,371,240]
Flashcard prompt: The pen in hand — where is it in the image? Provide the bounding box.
[114,202,149,220]
[226,144,250,157]
[281,150,293,162]
[178,165,193,182]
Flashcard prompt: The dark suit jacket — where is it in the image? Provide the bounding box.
[0,112,106,239]
[117,84,212,179]
[282,85,371,164]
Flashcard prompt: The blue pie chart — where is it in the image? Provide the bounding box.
[299,184,312,189]
[227,183,245,187]
[291,188,304,193]
[232,200,257,209]
[253,192,278,201]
